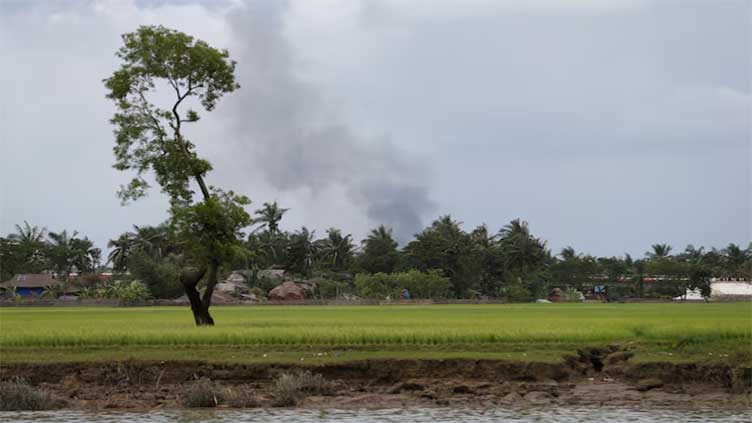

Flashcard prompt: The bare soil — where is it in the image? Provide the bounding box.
[1,347,750,410]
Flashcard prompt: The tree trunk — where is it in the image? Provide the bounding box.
[180,266,216,326]
[185,283,214,325]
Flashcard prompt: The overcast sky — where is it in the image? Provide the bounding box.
[0,0,749,258]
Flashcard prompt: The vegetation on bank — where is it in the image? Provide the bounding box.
[0,379,56,411]
[0,304,748,366]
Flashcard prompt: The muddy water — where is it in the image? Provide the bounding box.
[1,407,749,422]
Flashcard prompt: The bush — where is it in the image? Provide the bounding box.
[501,281,532,303]
[0,379,56,411]
[394,269,451,299]
[354,273,396,299]
[224,386,260,408]
[182,378,224,408]
[314,279,351,299]
[272,371,335,407]
[562,287,583,302]
[127,252,183,298]
[355,270,450,300]
[79,280,151,304]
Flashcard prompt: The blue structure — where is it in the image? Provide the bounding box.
[0,274,60,297]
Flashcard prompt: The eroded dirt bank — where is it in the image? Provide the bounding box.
[1,347,750,410]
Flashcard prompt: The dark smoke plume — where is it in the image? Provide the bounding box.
[222,1,434,242]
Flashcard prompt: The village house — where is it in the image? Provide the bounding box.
[0,274,63,297]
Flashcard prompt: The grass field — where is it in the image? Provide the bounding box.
[0,303,750,364]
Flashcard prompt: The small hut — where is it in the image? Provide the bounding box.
[0,274,62,297]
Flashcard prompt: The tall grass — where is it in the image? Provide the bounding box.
[0,303,749,349]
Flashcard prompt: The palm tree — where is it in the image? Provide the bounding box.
[722,243,749,277]
[560,246,578,261]
[318,228,355,270]
[360,225,400,274]
[498,219,547,274]
[646,244,672,259]
[107,234,132,272]
[366,225,396,246]
[253,202,289,235]
[285,227,316,276]
[47,230,79,278]
[9,221,46,244]
[130,225,169,260]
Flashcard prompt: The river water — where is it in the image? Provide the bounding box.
[0,407,749,422]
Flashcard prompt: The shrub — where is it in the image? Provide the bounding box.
[563,287,584,302]
[224,386,260,408]
[355,270,450,300]
[182,378,224,408]
[127,252,184,298]
[272,371,335,406]
[394,269,451,299]
[314,279,351,299]
[355,273,397,299]
[0,379,56,411]
[501,281,532,303]
[79,280,151,304]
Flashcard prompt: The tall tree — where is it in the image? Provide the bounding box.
[646,244,672,259]
[252,202,289,235]
[285,227,317,277]
[404,215,481,297]
[497,219,548,277]
[359,225,401,274]
[47,230,78,278]
[10,221,47,244]
[104,26,250,325]
[107,234,132,272]
[3,222,49,276]
[722,243,749,277]
[317,228,355,271]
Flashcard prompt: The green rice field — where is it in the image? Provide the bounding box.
[0,303,750,364]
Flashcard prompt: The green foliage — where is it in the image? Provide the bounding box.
[127,251,183,298]
[354,272,396,299]
[314,279,351,299]
[170,189,251,265]
[562,287,583,302]
[358,225,401,274]
[284,227,317,277]
[549,247,597,291]
[500,280,533,303]
[355,270,450,299]
[79,280,151,303]
[316,228,355,271]
[104,25,239,204]
[404,215,482,297]
[252,202,289,235]
[497,219,549,278]
[46,230,101,278]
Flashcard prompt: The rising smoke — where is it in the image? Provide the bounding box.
[221,1,434,242]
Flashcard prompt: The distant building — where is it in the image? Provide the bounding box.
[675,279,752,302]
[0,274,62,297]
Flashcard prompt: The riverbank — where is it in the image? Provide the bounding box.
[1,350,750,410]
[1,304,749,410]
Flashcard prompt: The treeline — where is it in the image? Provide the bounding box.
[1,202,750,301]
[0,222,101,282]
